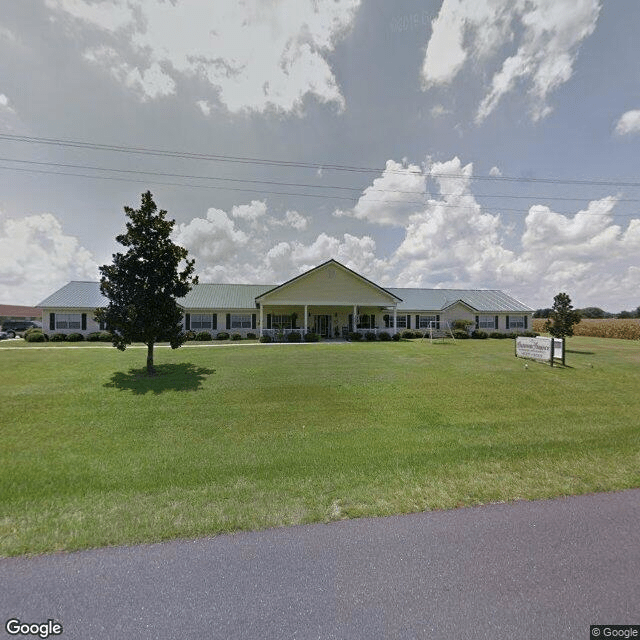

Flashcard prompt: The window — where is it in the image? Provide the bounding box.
[357,314,374,329]
[191,314,212,330]
[231,314,252,329]
[271,314,292,329]
[418,315,439,329]
[509,316,526,329]
[56,314,81,330]
[395,315,407,328]
[478,316,497,330]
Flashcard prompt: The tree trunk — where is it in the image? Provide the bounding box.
[146,342,156,376]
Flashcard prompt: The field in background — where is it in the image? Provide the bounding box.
[533,318,640,340]
[1,337,638,556]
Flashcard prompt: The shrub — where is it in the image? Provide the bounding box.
[453,330,470,339]
[364,332,377,341]
[401,330,416,339]
[521,331,539,338]
[392,333,401,341]
[378,331,391,341]
[25,330,46,342]
[50,333,67,342]
[348,332,363,341]
[23,327,41,338]
[304,332,319,342]
[87,332,101,341]
[259,335,272,343]
[246,333,257,340]
[286,331,302,342]
[195,331,212,341]
[98,331,113,342]
[66,333,84,342]
[489,332,509,339]
[183,330,196,341]
[471,330,488,339]
[231,333,242,341]
[453,319,473,332]
[215,332,230,340]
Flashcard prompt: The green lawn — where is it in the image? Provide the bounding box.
[1,337,638,556]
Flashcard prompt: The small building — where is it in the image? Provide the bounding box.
[36,259,533,338]
[0,305,42,324]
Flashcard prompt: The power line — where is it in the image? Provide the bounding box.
[2,132,640,188]
[1,162,636,217]
[2,155,638,204]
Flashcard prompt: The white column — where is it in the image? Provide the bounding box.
[304,304,308,334]
[260,304,264,337]
[353,304,357,333]
[393,307,397,335]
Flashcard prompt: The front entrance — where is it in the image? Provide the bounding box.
[313,314,331,338]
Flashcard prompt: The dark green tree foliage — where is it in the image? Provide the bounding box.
[95,191,198,375]
[544,292,581,338]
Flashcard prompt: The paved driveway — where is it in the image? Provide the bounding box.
[1,490,638,639]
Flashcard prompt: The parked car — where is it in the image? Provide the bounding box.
[1,320,42,338]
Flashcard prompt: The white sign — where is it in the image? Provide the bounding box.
[516,336,552,362]
[553,338,563,359]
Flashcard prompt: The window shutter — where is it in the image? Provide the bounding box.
[348,314,353,331]
[81,313,87,330]
[524,315,528,330]
[475,315,479,330]
[383,314,389,328]
[506,315,510,330]
[370,314,375,328]
[406,315,410,328]
[416,315,420,329]
[267,314,272,329]
[226,314,231,330]
[495,315,498,330]
[252,314,256,330]
[436,315,440,330]
[185,314,190,330]
[212,314,217,330]
[50,313,55,330]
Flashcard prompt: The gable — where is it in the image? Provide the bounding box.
[257,260,400,306]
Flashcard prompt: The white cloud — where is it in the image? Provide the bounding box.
[0,93,16,114]
[83,46,176,100]
[335,159,426,226]
[614,110,640,136]
[0,212,97,305]
[489,166,502,177]
[48,0,361,113]
[173,208,249,263]
[231,200,267,222]
[422,0,601,123]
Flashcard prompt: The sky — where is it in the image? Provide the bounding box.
[1,0,640,311]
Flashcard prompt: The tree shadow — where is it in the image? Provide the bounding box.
[566,349,595,355]
[105,363,216,394]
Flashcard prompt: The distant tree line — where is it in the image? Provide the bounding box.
[534,306,640,319]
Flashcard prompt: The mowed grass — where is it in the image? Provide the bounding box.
[1,337,638,556]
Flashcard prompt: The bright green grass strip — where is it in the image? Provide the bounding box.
[1,337,639,556]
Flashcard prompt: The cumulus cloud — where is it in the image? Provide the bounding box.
[335,159,426,226]
[47,0,361,113]
[614,110,640,136]
[0,212,97,305]
[83,46,176,100]
[422,0,601,122]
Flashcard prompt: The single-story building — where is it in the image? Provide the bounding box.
[36,259,533,338]
[0,305,42,324]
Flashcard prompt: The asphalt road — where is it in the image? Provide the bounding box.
[1,490,638,640]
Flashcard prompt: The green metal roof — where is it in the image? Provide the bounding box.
[38,281,531,313]
[37,282,108,308]
[389,288,532,313]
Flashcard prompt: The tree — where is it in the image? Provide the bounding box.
[95,191,198,375]
[544,292,581,338]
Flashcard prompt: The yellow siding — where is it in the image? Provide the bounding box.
[260,263,396,305]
